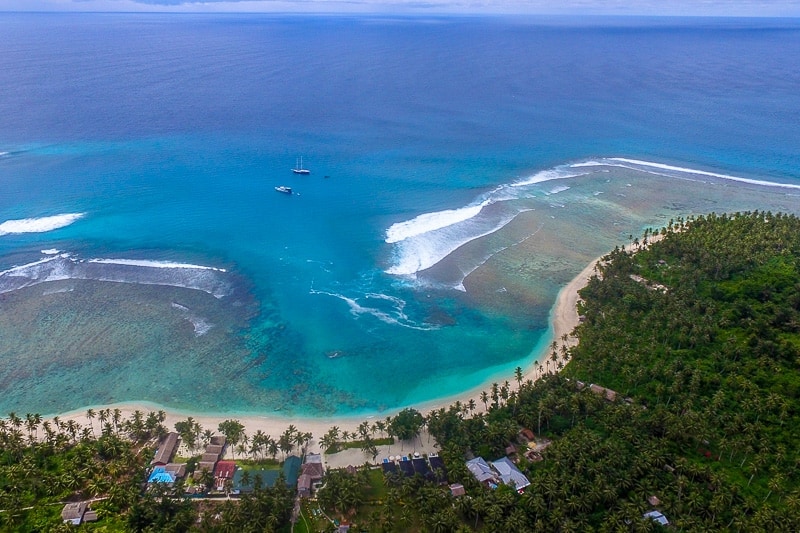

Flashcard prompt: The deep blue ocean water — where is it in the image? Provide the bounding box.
[0,14,799,417]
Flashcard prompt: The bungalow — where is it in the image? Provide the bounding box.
[151,432,180,466]
[195,461,217,480]
[210,435,227,447]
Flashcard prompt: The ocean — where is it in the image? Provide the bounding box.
[0,14,799,417]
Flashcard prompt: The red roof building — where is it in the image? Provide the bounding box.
[214,460,236,480]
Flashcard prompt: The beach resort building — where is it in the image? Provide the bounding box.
[151,432,180,466]
[298,453,325,498]
[214,460,237,491]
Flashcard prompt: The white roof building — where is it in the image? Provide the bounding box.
[492,457,531,491]
[466,457,497,484]
[644,510,669,526]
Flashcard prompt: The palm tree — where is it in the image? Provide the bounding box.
[514,366,523,390]
[480,391,489,411]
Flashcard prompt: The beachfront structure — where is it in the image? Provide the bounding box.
[214,460,237,490]
[298,453,325,498]
[151,432,180,466]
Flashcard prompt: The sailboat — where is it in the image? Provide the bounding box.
[292,156,310,175]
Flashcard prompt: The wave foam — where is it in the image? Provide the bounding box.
[311,288,437,331]
[385,201,491,244]
[384,166,586,277]
[0,253,233,298]
[385,156,800,281]
[604,158,800,190]
[89,258,227,272]
[0,213,85,236]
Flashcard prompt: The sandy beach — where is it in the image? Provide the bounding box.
[56,253,603,464]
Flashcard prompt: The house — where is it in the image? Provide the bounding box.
[300,463,325,483]
[61,502,88,525]
[151,432,180,466]
[466,456,530,491]
[449,483,466,497]
[644,510,669,526]
[210,435,227,447]
[519,428,535,442]
[466,457,498,485]
[492,457,530,491]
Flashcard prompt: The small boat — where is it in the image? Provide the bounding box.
[292,156,310,175]
[275,185,292,194]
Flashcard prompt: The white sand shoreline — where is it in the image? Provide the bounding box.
[54,253,604,460]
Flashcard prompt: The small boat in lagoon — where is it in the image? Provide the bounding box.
[275,185,292,194]
[292,156,310,175]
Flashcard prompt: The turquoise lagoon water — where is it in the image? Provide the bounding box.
[0,14,799,417]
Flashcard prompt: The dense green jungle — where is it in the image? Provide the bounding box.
[1,211,798,532]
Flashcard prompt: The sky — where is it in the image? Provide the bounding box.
[2,0,800,16]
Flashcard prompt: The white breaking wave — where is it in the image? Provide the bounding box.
[546,185,570,195]
[41,249,61,255]
[385,200,492,244]
[0,213,85,236]
[384,166,588,277]
[0,252,232,298]
[576,157,800,190]
[88,258,227,272]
